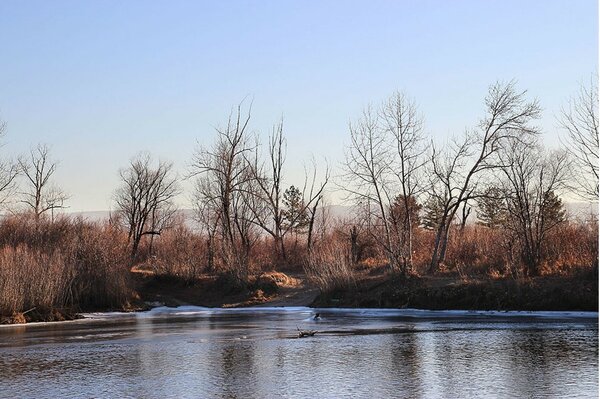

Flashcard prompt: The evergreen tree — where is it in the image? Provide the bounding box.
[421,196,445,230]
[477,186,508,229]
[540,190,566,227]
[282,185,309,234]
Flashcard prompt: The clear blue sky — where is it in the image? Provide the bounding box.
[0,0,597,211]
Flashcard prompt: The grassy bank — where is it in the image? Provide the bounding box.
[311,273,598,311]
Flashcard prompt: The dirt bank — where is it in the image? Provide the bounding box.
[134,270,319,308]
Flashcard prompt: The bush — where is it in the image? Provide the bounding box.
[152,224,207,281]
[0,214,131,316]
[304,237,355,292]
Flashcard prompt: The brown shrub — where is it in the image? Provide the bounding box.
[304,236,355,292]
[152,224,207,281]
[0,214,131,316]
[541,220,598,275]
[444,225,508,277]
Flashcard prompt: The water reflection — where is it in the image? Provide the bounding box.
[0,307,596,398]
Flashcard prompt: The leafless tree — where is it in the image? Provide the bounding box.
[559,77,599,201]
[0,120,19,207]
[246,121,330,260]
[500,140,569,276]
[115,152,179,260]
[343,92,426,275]
[427,81,541,273]
[18,144,68,221]
[343,106,395,268]
[190,103,257,284]
[246,120,288,260]
[303,159,330,251]
[380,92,427,272]
[193,176,221,272]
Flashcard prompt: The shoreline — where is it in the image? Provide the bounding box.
[2,271,597,325]
[1,305,597,328]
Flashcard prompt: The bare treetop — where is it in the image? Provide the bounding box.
[18,144,68,220]
[0,120,19,207]
[559,77,599,201]
[115,152,179,260]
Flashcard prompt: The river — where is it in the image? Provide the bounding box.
[0,307,597,398]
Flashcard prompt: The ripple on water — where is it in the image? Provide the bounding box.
[0,307,596,398]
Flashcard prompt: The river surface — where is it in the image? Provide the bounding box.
[0,307,597,398]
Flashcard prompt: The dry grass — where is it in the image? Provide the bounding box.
[0,214,131,317]
[0,208,595,319]
[303,236,356,292]
[151,224,208,281]
[256,271,301,288]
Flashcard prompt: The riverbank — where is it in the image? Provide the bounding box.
[2,269,597,324]
[134,270,320,308]
[136,270,598,312]
[312,273,599,311]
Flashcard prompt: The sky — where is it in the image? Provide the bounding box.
[0,0,597,212]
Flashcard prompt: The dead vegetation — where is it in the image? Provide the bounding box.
[0,214,132,323]
[0,79,597,322]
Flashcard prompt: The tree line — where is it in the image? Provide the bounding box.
[342,79,598,278]
[0,78,597,288]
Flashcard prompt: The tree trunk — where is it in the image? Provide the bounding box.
[273,234,287,263]
[350,226,359,264]
[206,236,215,273]
[429,222,446,274]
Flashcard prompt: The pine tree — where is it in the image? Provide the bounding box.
[282,186,309,234]
[540,190,566,227]
[421,196,445,230]
[388,194,422,228]
[477,186,508,229]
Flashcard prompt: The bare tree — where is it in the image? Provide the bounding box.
[500,140,569,276]
[246,120,288,260]
[193,176,222,272]
[343,106,397,269]
[380,92,427,272]
[115,152,179,260]
[18,144,68,221]
[303,160,330,251]
[0,120,19,207]
[559,77,599,201]
[343,92,426,275]
[246,121,330,261]
[190,103,257,284]
[427,81,540,273]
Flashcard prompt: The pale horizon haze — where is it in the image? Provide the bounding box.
[0,0,597,212]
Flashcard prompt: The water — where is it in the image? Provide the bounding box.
[0,307,597,398]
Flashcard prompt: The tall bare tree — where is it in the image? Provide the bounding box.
[246,121,330,260]
[193,176,222,272]
[500,140,569,276]
[18,144,68,221]
[559,77,599,201]
[344,106,396,269]
[381,92,427,272]
[427,81,540,273]
[190,103,257,284]
[115,153,179,260]
[0,120,19,206]
[246,120,288,260]
[343,92,425,275]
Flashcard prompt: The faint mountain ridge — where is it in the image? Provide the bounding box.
[67,201,598,223]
